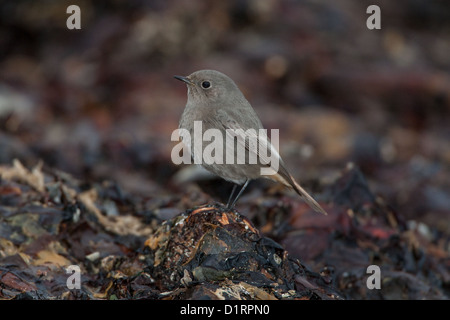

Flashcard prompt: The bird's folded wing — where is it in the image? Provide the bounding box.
[211,109,281,173]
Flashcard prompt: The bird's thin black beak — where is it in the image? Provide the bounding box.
[174,75,192,85]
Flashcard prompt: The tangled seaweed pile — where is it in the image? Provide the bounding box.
[0,161,447,299]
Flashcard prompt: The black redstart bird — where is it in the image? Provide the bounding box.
[174,70,327,215]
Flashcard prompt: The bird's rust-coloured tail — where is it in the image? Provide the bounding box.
[272,169,328,215]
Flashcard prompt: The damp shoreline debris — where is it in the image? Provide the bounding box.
[0,160,448,300]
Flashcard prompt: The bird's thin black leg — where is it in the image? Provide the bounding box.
[228,179,250,209]
[226,184,238,208]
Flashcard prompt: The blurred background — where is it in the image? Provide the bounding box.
[0,0,449,234]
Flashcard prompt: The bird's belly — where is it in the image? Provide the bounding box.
[201,162,262,185]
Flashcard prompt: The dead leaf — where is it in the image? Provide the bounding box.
[78,188,152,236]
[33,249,71,267]
[0,238,18,257]
[0,271,37,292]
[0,159,44,192]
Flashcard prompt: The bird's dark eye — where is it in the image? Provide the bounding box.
[201,81,211,89]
